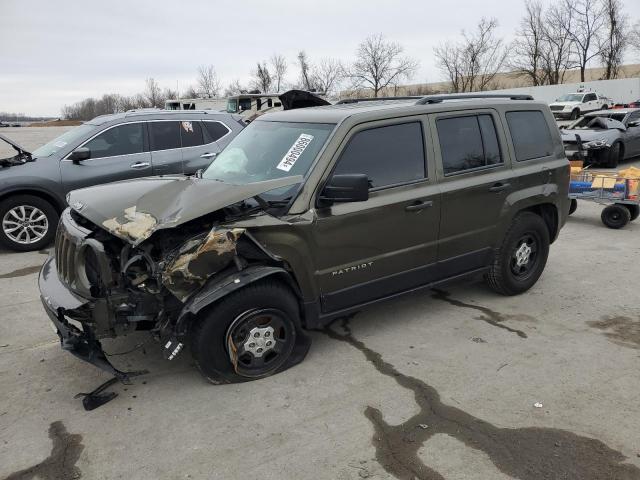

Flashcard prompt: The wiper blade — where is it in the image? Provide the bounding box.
[252,194,291,210]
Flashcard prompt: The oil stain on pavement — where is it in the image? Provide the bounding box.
[0,265,42,279]
[431,289,530,338]
[3,421,84,480]
[588,315,640,350]
[325,318,640,480]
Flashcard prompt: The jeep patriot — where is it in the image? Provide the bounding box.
[39,94,570,385]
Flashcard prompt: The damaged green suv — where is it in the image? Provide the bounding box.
[39,94,570,384]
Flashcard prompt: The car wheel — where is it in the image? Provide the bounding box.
[606,142,622,168]
[570,109,580,120]
[568,199,578,215]
[0,195,58,252]
[624,204,639,221]
[190,280,307,384]
[485,212,550,296]
[601,104,608,110]
[601,204,631,229]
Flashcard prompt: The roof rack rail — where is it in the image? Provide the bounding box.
[415,93,534,104]
[335,96,422,105]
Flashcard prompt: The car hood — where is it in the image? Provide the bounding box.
[561,128,620,143]
[0,132,33,167]
[550,101,579,107]
[68,174,303,246]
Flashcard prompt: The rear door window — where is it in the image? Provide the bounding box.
[83,123,144,159]
[202,121,231,143]
[333,122,426,189]
[149,121,181,151]
[436,114,502,175]
[179,120,204,148]
[506,111,554,161]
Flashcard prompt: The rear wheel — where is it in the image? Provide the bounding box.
[568,199,578,215]
[190,281,306,384]
[601,204,630,229]
[624,204,639,221]
[0,195,58,252]
[486,212,550,296]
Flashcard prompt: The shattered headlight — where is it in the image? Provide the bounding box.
[583,139,609,149]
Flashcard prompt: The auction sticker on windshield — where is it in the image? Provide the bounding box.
[277,134,314,172]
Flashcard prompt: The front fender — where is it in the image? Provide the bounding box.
[174,265,300,336]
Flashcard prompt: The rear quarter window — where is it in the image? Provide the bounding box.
[506,111,554,161]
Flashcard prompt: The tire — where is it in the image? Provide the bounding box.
[605,142,622,168]
[601,104,608,110]
[190,280,308,384]
[570,109,580,120]
[624,204,639,221]
[485,212,550,296]
[568,199,578,216]
[0,195,58,252]
[601,204,630,229]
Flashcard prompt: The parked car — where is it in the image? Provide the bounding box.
[0,110,245,251]
[549,92,611,120]
[560,108,640,167]
[39,94,569,388]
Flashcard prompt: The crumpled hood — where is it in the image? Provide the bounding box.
[0,132,33,167]
[68,174,303,245]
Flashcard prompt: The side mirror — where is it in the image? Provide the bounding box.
[319,174,369,204]
[69,147,91,164]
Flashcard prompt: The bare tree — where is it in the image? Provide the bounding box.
[540,3,577,84]
[434,18,507,92]
[599,0,629,79]
[182,85,199,98]
[251,62,272,93]
[563,0,606,81]
[312,58,344,94]
[197,65,221,98]
[270,54,287,92]
[144,78,162,108]
[630,20,640,53]
[349,34,418,97]
[224,79,246,97]
[509,1,546,85]
[297,51,314,91]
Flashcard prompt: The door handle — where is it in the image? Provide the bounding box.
[200,152,217,159]
[405,200,433,212]
[488,182,511,192]
[130,161,150,169]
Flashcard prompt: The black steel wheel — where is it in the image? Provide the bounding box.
[190,280,308,384]
[601,204,630,229]
[486,212,550,296]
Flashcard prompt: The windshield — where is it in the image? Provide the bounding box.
[557,94,584,102]
[31,124,96,157]
[226,99,238,113]
[203,121,334,197]
[568,112,626,129]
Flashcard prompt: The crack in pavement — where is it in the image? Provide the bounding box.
[325,318,640,480]
[431,289,529,338]
[2,421,84,480]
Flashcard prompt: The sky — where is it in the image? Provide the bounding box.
[1,0,639,117]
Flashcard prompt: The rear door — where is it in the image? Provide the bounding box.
[430,110,515,277]
[313,118,441,313]
[149,121,184,175]
[179,120,233,173]
[60,122,152,192]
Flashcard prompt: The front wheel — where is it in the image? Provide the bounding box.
[605,142,622,168]
[485,212,550,296]
[0,195,58,252]
[570,109,580,120]
[624,204,639,221]
[601,204,630,229]
[190,280,308,384]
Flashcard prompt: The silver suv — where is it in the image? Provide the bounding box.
[0,110,245,251]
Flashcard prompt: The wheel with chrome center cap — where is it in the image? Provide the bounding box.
[190,281,305,384]
[510,233,539,280]
[226,308,296,378]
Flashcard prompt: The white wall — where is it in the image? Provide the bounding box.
[487,77,640,104]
